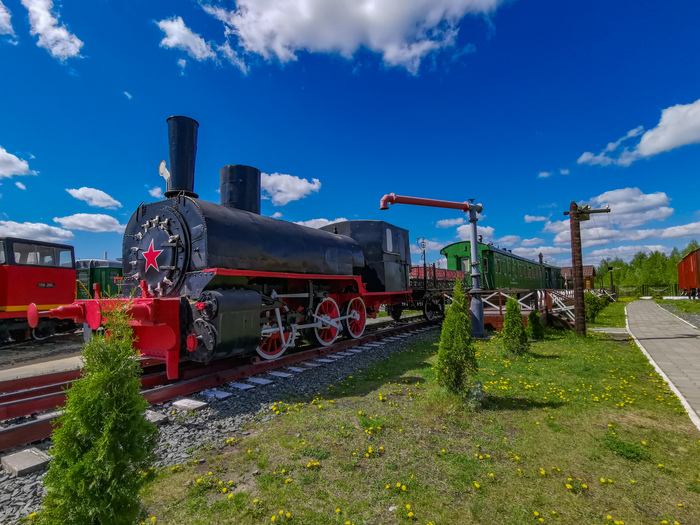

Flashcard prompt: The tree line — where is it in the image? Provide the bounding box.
[593,240,699,289]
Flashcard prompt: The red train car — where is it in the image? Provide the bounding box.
[0,237,76,341]
[678,247,700,297]
[410,265,465,280]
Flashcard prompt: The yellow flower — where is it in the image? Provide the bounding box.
[534,511,539,517]
[408,512,414,518]
[286,513,291,518]
[336,508,341,513]
[151,518,157,523]
[228,493,233,499]
[402,485,407,491]
[254,499,259,503]
[473,482,480,489]
[222,488,227,493]
[271,517,276,522]
[565,484,572,490]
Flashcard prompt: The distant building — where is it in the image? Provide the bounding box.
[561,266,596,289]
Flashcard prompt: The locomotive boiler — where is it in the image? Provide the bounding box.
[30,117,414,379]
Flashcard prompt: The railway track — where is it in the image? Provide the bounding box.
[0,316,435,452]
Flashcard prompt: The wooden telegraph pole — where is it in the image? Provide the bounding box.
[564,202,611,335]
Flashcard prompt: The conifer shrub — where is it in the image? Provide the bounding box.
[436,279,477,395]
[501,298,529,354]
[526,310,545,341]
[584,292,609,322]
[38,303,158,525]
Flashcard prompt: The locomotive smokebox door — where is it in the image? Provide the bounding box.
[126,205,190,296]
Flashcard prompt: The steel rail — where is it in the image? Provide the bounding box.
[0,318,436,452]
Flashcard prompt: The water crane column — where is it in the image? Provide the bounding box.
[379,193,485,338]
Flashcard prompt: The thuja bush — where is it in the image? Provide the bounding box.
[436,279,477,395]
[526,310,545,341]
[501,298,529,354]
[584,292,609,322]
[38,304,158,525]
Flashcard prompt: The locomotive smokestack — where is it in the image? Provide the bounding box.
[165,116,199,198]
[220,164,261,214]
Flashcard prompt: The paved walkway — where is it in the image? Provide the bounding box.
[626,300,700,426]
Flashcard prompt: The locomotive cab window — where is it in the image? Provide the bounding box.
[58,248,73,267]
[385,228,393,253]
[14,243,38,265]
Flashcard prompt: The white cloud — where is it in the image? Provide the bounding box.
[410,239,444,254]
[495,235,520,246]
[53,214,125,233]
[203,0,505,74]
[537,171,551,178]
[0,0,15,36]
[66,187,122,209]
[511,246,570,259]
[261,172,321,206]
[157,16,216,61]
[457,224,493,241]
[434,257,447,268]
[0,220,73,242]
[124,91,132,100]
[584,245,671,265]
[148,186,164,199]
[521,237,543,247]
[15,182,25,190]
[578,98,700,167]
[217,41,248,74]
[177,58,187,73]
[588,187,673,228]
[524,214,548,223]
[294,217,347,229]
[0,146,37,179]
[436,217,465,228]
[559,169,569,175]
[21,0,83,60]
[271,212,283,218]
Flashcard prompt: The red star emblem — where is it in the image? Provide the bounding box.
[143,239,164,272]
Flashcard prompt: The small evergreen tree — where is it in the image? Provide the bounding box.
[39,304,158,525]
[436,280,477,395]
[501,298,529,354]
[526,310,544,341]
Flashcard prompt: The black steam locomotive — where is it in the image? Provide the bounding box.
[34,117,417,379]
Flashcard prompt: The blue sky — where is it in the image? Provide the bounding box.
[1,0,699,268]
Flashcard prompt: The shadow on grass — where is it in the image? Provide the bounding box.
[485,396,565,411]
[525,352,561,359]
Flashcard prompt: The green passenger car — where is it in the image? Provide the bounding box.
[76,259,123,299]
[440,241,563,290]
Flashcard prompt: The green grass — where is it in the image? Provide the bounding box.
[588,299,629,328]
[658,299,700,316]
[141,328,700,525]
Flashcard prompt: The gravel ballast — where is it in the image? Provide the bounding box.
[0,326,439,524]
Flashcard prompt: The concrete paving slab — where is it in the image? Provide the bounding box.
[287,367,306,372]
[268,371,293,378]
[328,354,345,359]
[202,388,235,398]
[1,448,50,476]
[172,398,209,411]
[337,351,354,356]
[347,349,363,353]
[627,300,700,430]
[303,362,322,367]
[228,384,254,391]
[314,359,334,363]
[145,410,169,426]
[247,377,274,385]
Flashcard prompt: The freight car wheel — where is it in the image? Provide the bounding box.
[314,298,340,346]
[342,297,367,339]
[423,297,442,321]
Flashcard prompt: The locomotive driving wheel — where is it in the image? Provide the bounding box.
[342,297,366,339]
[256,307,292,360]
[314,297,340,346]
